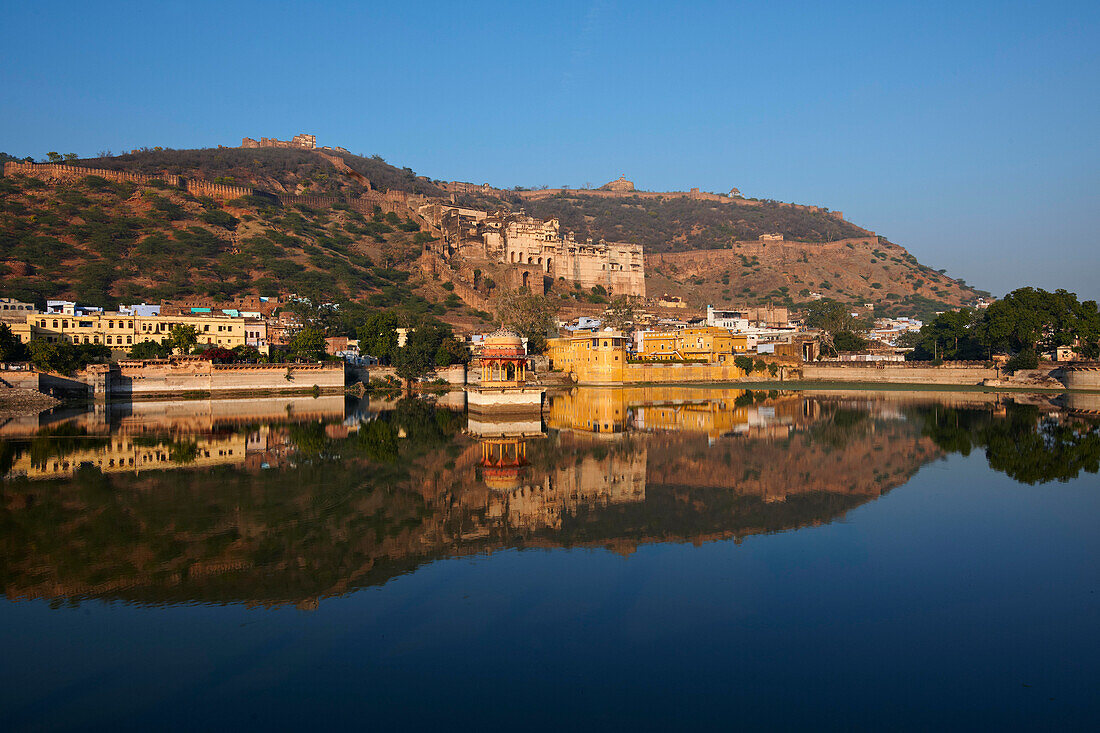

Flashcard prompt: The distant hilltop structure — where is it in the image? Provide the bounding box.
[601,175,635,192]
[240,133,317,150]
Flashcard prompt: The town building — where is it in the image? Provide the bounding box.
[14,310,264,352]
[636,327,743,363]
[0,297,37,325]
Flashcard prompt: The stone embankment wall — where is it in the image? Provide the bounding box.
[569,361,748,386]
[0,371,41,390]
[91,361,345,398]
[1062,365,1100,392]
[800,362,999,386]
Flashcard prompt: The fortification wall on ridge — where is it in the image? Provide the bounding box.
[186,180,256,199]
[3,161,182,187]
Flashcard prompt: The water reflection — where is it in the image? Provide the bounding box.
[0,387,1095,608]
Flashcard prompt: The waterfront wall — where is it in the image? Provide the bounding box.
[87,361,346,398]
[1062,365,1100,392]
[800,362,999,386]
[572,361,748,386]
[0,371,41,391]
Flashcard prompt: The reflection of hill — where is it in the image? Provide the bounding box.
[0,394,942,608]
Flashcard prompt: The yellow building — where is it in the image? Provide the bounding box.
[548,329,748,385]
[547,330,630,383]
[637,327,744,362]
[17,312,257,351]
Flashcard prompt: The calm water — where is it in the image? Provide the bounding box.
[1,387,1098,731]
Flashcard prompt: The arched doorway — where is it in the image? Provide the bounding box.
[522,271,530,289]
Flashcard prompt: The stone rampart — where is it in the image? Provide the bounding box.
[99,360,345,398]
[186,179,256,200]
[649,237,880,271]
[418,253,491,310]
[510,186,846,220]
[3,161,182,187]
[800,362,999,386]
[622,362,745,384]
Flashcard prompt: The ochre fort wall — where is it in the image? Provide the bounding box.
[3,161,182,187]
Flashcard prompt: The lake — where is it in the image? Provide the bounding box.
[1,387,1098,731]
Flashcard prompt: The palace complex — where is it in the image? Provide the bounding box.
[428,207,645,297]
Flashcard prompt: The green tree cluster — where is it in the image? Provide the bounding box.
[495,290,559,354]
[906,287,1100,364]
[27,340,110,374]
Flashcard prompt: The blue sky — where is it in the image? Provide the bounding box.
[2,0,1097,299]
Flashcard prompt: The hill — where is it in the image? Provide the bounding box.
[0,156,487,330]
[0,144,989,321]
[456,189,869,251]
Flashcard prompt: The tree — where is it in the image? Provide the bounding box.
[167,325,198,355]
[604,296,640,331]
[496,290,559,354]
[393,334,434,385]
[197,346,236,363]
[803,299,865,334]
[0,324,28,362]
[907,308,983,361]
[392,318,468,387]
[833,330,868,352]
[27,340,109,374]
[803,299,869,356]
[288,326,326,362]
[357,311,399,364]
[128,339,171,359]
[46,152,63,163]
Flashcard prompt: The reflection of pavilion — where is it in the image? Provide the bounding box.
[479,437,530,491]
[467,329,544,414]
[469,411,647,531]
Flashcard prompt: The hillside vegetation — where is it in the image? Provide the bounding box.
[0,168,477,323]
[78,147,445,198]
[2,145,989,316]
[457,190,868,251]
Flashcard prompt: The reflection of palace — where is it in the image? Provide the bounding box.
[478,436,647,532]
[546,386,813,440]
[8,433,250,480]
[5,389,986,608]
[2,395,351,480]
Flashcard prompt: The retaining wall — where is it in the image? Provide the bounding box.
[801,363,999,386]
[0,371,41,390]
[1062,365,1100,392]
[97,361,345,397]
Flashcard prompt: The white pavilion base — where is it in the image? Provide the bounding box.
[466,386,545,414]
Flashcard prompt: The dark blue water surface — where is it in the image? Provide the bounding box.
[1,388,1097,731]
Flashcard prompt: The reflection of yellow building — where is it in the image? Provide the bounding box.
[7,433,250,480]
[484,443,647,531]
[546,386,804,440]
